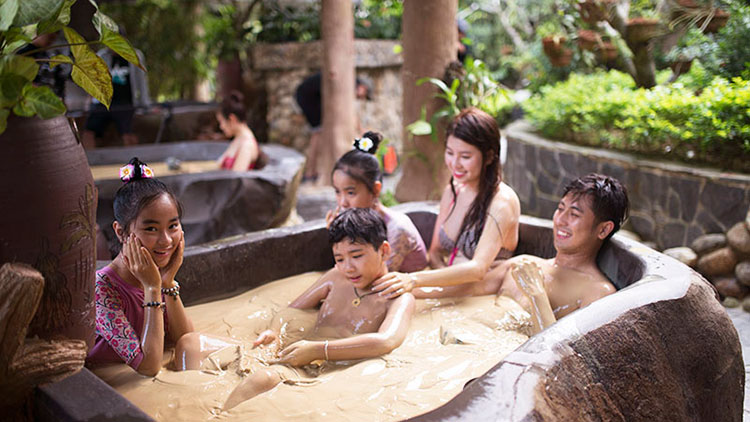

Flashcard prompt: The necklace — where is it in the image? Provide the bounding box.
[352,286,377,307]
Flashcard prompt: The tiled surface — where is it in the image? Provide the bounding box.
[726,306,750,420]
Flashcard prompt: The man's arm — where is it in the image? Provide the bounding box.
[276,294,416,366]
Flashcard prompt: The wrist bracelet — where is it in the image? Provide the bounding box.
[142,301,165,309]
[162,281,180,299]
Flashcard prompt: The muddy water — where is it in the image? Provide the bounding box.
[92,272,531,421]
[90,160,219,181]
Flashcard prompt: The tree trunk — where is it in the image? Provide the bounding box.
[396,0,458,201]
[319,0,356,184]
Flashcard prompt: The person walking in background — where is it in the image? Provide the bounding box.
[81,41,150,149]
[295,72,371,182]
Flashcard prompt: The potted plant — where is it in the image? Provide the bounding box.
[0,0,141,347]
[626,10,665,44]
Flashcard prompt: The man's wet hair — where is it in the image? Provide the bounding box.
[562,173,629,241]
[329,208,387,250]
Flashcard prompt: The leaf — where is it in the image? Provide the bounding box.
[0,108,8,134]
[64,27,112,107]
[0,0,19,31]
[100,29,143,70]
[0,73,28,107]
[1,55,39,81]
[406,120,432,136]
[37,0,75,34]
[89,3,118,39]
[13,0,62,27]
[48,54,73,68]
[1,28,31,55]
[19,84,65,118]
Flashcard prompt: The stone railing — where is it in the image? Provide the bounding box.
[503,120,750,249]
[249,39,403,153]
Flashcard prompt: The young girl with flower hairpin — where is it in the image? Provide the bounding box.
[87,158,236,376]
[326,131,428,272]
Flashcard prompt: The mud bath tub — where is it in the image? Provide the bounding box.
[34,202,743,421]
[87,141,304,251]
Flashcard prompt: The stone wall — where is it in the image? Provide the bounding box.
[249,40,403,153]
[504,120,750,249]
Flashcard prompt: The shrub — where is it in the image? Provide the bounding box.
[524,69,750,172]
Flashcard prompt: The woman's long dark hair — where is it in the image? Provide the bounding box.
[446,108,502,254]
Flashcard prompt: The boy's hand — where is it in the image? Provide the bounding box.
[276,340,321,366]
[371,272,416,299]
[511,259,546,298]
[160,230,184,289]
[253,329,278,349]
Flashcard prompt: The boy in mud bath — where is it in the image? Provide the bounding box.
[224,208,415,409]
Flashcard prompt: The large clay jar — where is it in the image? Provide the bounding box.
[0,115,97,348]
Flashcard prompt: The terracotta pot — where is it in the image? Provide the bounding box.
[542,35,568,58]
[670,58,693,76]
[596,42,619,61]
[578,0,614,24]
[577,29,601,51]
[0,115,97,348]
[549,48,574,67]
[697,9,729,33]
[626,18,663,43]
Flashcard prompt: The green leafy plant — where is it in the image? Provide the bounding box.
[0,0,141,134]
[407,58,515,141]
[524,68,750,171]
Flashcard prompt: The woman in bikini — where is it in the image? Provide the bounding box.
[372,107,521,298]
[216,91,261,171]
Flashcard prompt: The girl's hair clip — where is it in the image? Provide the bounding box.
[119,163,155,183]
[353,136,374,153]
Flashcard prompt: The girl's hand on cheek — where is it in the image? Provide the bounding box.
[161,230,184,288]
[126,234,161,290]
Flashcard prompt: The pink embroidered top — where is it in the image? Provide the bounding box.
[87,266,169,369]
[381,207,428,272]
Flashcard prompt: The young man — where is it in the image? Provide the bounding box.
[224,208,415,409]
[375,173,629,334]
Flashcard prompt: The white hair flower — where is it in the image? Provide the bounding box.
[357,136,374,152]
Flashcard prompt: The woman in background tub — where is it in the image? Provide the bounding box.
[326,131,428,272]
[374,107,521,297]
[216,91,261,171]
[87,158,234,376]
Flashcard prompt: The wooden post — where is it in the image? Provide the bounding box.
[397,0,458,201]
[319,0,356,183]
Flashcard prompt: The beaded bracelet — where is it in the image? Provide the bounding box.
[142,301,165,309]
[162,281,180,299]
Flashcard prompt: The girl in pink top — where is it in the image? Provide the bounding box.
[216,91,260,171]
[88,158,234,376]
[326,131,428,272]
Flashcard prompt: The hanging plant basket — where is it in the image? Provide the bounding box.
[670,58,694,76]
[697,9,730,33]
[542,35,568,58]
[626,18,663,43]
[577,29,601,51]
[596,42,619,61]
[549,48,574,67]
[578,0,615,24]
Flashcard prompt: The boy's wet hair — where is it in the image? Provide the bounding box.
[562,173,629,241]
[328,208,387,250]
[112,157,183,254]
